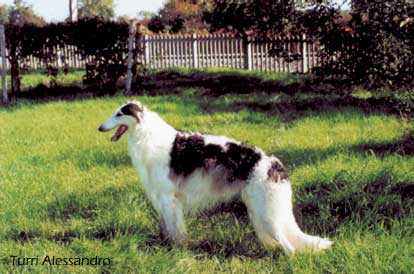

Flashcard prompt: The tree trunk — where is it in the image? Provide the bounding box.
[10,59,20,94]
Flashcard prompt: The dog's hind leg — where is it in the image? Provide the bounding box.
[158,194,187,245]
[242,181,296,255]
[242,179,332,255]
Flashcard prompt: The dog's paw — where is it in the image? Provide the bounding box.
[317,238,333,250]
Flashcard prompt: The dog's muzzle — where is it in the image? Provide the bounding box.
[98,125,109,132]
[99,123,129,142]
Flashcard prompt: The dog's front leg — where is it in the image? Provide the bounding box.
[159,194,187,244]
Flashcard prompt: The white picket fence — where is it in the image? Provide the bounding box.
[22,45,96,70]
[137,33,322,73]
[2,33,322,74]
[1,45,93,70]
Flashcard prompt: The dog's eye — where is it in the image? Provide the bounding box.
[116,113,123,117]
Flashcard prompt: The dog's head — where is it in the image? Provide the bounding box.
[98,101,144,141]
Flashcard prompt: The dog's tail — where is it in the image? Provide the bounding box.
[242,178,333,255]
[285,225,333,251]
[277,193,333,252]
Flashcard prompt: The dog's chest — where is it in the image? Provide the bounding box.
[127,138,172,188]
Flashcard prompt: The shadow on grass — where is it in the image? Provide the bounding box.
[91,225,150,242]
[12,230,79,245]
[39,185,151,242]
[46,184,143,221]
[9,184,152,244]
[139,70,288,95]
[188,237,273,259]
[270,133,413,170]
[135,203,271,259]
[5,83,120,106]
[9,172,414,256]
[195,94,398,123]
[137,69,342,96]
[135,232,273,259]
[4,71,401,124]
[46,192,99,221]
[137,69,406,119]
[295,174,414,234]
[270,146,344,170]
[202,200,249,221]
[11,224,151,245]
[352,132,414,157]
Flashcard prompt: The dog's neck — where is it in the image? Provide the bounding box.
[126,110,176,149]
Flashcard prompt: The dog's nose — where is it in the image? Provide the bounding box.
[98,125,105,132]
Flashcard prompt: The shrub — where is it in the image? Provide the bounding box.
[4,17,140,94]
[313,1,414,90]
[206,1,414,90]
[148,16,166,33]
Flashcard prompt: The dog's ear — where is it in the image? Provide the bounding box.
[121,102,143,122]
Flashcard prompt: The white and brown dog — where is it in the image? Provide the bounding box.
[99,101,332,255]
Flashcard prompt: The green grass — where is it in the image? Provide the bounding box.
[1,90,413,273]
[6,69,84,91]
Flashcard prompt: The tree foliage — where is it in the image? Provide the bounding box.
[205,0,297,36]
[148,0,211,34]
[5,18,139,93]
[137,11,155,20]
[78,0,115,21]
[69,18,132,89]
[147,15,166,33]
[304,0,414,89]
[0,0,45,26]
[207,0,414,90]
[340,0,414,88]
[1,0,46,93]
[0,5,8,23]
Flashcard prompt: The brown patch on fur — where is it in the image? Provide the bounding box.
[268,159,289,182]
[121,103,143,123]
[169,132,261,183]
[210,171,246,194]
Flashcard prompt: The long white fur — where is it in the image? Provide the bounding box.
[99,101,333,255]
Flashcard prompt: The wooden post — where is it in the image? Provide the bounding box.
[0,24,8,104]
[125,20,134,95]
[243,36,252,70]
[143,35,150,67]
[192,34,198,68]
[302,33,308,73]
[69,0,78,22]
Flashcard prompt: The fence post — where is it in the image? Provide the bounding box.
[243,37,252,70]
[143,35,150,67]
[192,34,198,68]
[125,20,134,95]
[0,24,8,104]
[69,0,78,22]
[302,33,308,73]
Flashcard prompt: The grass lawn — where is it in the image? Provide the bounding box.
[1,86,414,273]
[6,69,85,91]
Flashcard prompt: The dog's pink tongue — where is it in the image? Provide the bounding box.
[111,125,128,142]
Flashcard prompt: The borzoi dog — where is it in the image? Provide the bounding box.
[98,101,332,255]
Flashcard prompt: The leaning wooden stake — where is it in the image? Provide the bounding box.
[125,21,134,95]
[0,24,8,104]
